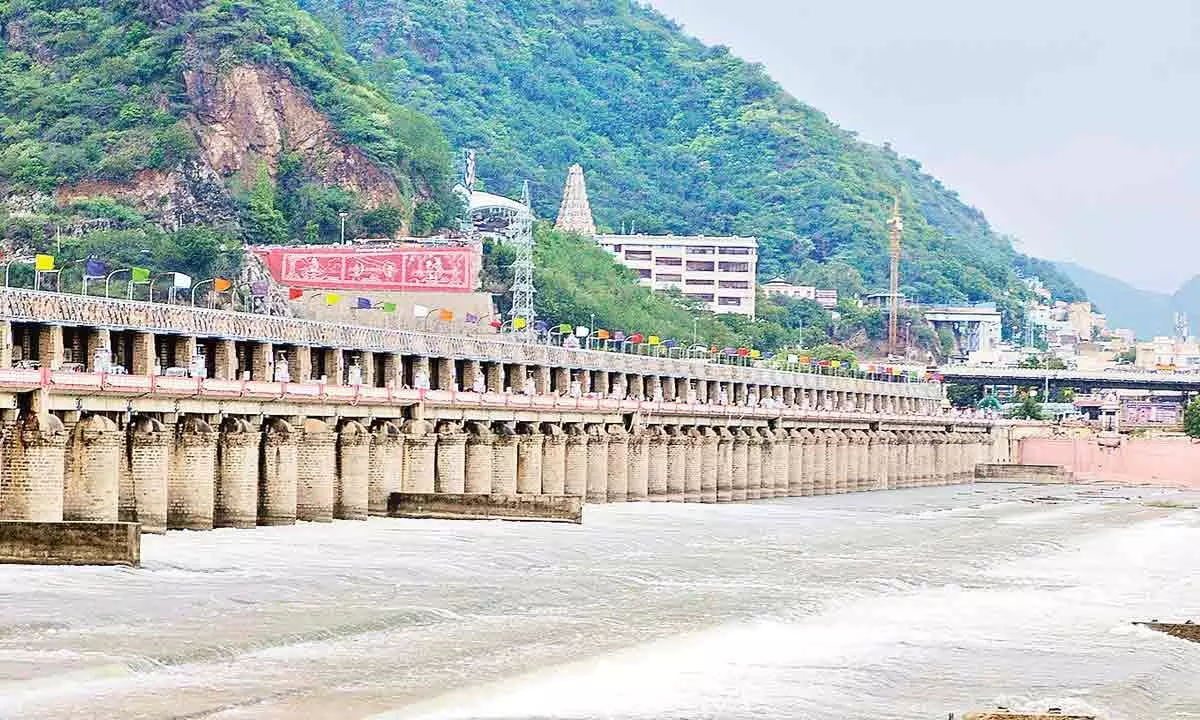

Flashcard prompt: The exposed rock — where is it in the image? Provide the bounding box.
[55,160,238,229]
[183,64,406,211]
[138,0,204,23]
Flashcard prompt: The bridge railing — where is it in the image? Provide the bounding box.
[0,288,941,398]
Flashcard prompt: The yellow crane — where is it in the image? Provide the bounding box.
[887,195,903,354]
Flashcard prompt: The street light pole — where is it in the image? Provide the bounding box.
[339,212,348,245]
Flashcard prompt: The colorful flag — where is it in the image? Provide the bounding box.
[787,354,799,364]
[489,320,503,329]
[130,266,151,283]
[250,281,269,297]
[736,347,749,357]
[34,254,54,271]
[381,302,397,313]
[513,316,527,329]
[595,329,610,340]
[648,336,661,345]
[438,308,454,321]
[413,304,430,318]
[288,287,304,300]
[84,258,106,278]
[172,272,192,289]
[628,333,644,344]
[574,325,589,337]
[750,349,761,359]
[533,320,548,333]
[558,323,572,334]
[465,312,480,324]
[663,338,678,348]
[356,297,372,309]
[613,331,626,342]
[213,278,233,292]
[325,292,342,306]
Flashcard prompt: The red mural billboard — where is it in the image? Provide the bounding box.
[252,244,479,293]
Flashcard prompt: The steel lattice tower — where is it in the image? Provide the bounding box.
[508,180,536,342]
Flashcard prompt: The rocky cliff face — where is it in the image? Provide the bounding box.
[54,63,407,229]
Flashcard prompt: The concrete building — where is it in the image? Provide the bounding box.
[925,304,1003,364]
[1135,336,1200,370]
[596,234,759,317]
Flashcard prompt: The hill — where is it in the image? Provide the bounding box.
[0,0,460,252]
[1055,262,1200,339]
[301,0,1085,329]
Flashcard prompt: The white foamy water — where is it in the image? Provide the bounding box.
[1,484,1198,719]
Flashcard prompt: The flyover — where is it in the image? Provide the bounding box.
[939,365,1200,393]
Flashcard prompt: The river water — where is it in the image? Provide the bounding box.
[1,484,1198,719]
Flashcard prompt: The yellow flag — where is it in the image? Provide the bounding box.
[830,359,841,369]
[750,349,761,359]
[513,317,527,329]
[35,254,54,271]
[648,335,661,345]
[325,293,342,306]
[213,278,233,292]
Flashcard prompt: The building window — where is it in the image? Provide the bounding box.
[686,278,715,286]
[636,268,652,279]
[686,293,715,302]
[625,250,651,261]
[686,246,715,255]
[720,247,753,255]
[656,256,682,266]
[656,273,682,282]
[718,297,742,306]
[719,280,750,289]
[686,261,715,272]
[718,261,750,273]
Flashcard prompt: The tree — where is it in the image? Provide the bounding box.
[1113,348,1136,365]
[243,164,287,245]
[1185,397,1200,439]
[946,383,983,408]
[1005,394,1044,421]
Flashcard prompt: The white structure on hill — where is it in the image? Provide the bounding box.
[554,164,597,236]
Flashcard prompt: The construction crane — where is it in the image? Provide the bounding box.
[887,195,903,355]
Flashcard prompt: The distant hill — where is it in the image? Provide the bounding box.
[1055,262,1200,339]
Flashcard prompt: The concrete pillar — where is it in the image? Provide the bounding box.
[212,339,238,380]
[492,422,518,495]
[533,366,551,395]
[171,335,197,374]
[516,422,545,495]
[627,427,649,501]
[541,424,566,495]
[334,419,370,520]
[695,379,709,404]
[296,418,335,522]
[509,364,528,395]
[628,374,644,401]
[684,427,702,502]
[122,416,169,532]
[785,428,803,496]
[918,432,934,486]
[745,428,763,500]
[731,428,749,502]
[62,414,120,523]
[402,419,436,493]
[358,351,376,387]
[484,362,502,393]
[168,415,216,529]
[131,331,156,375]
[84,329,110,372]
[645,375,661,402]
[214,417,259,528]
[435,421,467,495]
[368,421,403,515]
[584,424,608,503]
[464,422,494,494]
[564,424,587,497]
[606,424,629,502]
[932,433,947,486]
[435,357,455,390]
[250,341,274,382]
[900,431,916,488]
[259,418,298,525]
[591,369,609,397]
[796,427,816,494]
[0,414,64,521]
[646,426,668,500]
[699,427,718,503]
[552,367,571,395]
[854,430,870,492]
[666,426,686,502]
[773,428,791,497]
[836,429,851,494]
[820,429,838,495]
[755,428,773,499]
[716,427,733,502]
[36,324,64,371]
[293,346,313,383]
[462,360,482,393]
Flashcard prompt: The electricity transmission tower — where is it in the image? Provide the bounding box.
[508,180,536,342]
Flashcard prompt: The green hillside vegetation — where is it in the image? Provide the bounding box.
[0,0,459,264]
[302,0,1085,333]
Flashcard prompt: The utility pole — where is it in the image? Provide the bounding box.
[508,180,536,342]
[887,195,903,355]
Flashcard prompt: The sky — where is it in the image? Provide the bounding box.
[647,0,1200,293]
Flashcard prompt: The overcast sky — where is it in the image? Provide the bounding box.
[647,0,1200,293]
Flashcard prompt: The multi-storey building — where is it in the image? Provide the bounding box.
[595,234,758,317]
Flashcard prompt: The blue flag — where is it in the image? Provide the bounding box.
[356,297,372,309]
[83,258,107,279]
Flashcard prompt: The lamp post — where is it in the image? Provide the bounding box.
[2,256,32,288]
[339,212,348,245]
[190,278,219,307]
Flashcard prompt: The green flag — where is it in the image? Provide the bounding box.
[131,267,150,283]
[381,302,397,313]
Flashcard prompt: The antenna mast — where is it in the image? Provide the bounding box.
[887,195,903,354]
[509,180,536,342]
